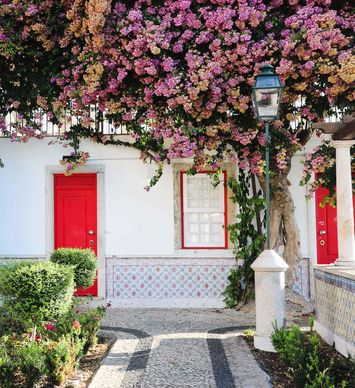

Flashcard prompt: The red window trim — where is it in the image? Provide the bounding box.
[180,170,228,249]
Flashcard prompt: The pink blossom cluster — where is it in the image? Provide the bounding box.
[0,0,353,178]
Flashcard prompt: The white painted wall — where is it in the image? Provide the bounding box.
[289,134,325,265]
[0,138,174,257]
[0,135,323,261]
[288,154,309,258]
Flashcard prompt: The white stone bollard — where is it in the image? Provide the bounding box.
[251,249,289,352]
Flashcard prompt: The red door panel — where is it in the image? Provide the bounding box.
[316,186,355,264]
[54,174,97,296]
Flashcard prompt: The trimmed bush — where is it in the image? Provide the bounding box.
[50,248,97,288]
[0,261,74,325]
[0,306,26,336]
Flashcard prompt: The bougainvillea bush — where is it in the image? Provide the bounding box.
[0,1,354,281]
[1,1,353,159]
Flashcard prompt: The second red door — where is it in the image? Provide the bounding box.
[315,186,355,264]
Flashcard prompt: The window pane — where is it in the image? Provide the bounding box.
[183,172,226,248]
[200,213,209,223]
[200,233,210,243]
[184,211,224,247]
[199,199,209,208]
[200,223,209,233]
[211,233,221,243]
[187,199,198,208]
[187,233,199,243]
[211,223,221,233]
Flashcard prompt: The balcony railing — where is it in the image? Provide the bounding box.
[0,107,129,138]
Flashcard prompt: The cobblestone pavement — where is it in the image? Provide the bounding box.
[89,309,271,388]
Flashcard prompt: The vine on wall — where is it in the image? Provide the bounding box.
[223,170,265,308]
[300,141,355,207]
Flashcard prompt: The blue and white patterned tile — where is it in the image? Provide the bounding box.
[112,264,231,299]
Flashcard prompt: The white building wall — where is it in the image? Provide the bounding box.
[288,154,309,258]
[289,134,325,266]
[0,138,174,257]
[0,136,323,260]
[0,135,323,305]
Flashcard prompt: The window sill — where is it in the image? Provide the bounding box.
[174,249,235,258]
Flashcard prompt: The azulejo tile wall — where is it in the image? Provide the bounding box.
[314,268,355,345]
[106,258,235,307]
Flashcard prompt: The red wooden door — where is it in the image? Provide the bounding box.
[316,187,355,264]
[54,174,98,296]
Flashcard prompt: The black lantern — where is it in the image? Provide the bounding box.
[252,64,283,121]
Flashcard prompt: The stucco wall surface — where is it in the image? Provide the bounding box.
[0,135,323,262]
[0,138,174,257]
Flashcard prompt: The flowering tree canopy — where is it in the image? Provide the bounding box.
[1,0,353,175]
[0,0,354,282]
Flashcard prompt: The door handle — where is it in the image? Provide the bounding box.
[88,230,95,235]
[319,230,326,235]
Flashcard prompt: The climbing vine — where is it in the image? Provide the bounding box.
[223,170,265,308]
[300,140,355,207]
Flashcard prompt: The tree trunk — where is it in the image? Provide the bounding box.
[258,164,301,287]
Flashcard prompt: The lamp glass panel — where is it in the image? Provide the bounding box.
[255,76,281,88]
[254,88,280,119]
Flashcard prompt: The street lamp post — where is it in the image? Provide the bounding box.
[250,64,289,352]
[252,64,283,249]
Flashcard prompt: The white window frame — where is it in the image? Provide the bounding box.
[181,171,228,249]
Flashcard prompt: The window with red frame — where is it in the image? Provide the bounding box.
[180,171,228,249]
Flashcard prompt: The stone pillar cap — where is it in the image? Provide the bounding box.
[251,249,289,272]
[330,139,355,148]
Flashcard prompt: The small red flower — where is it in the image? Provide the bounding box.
[72,320,81,331]
[28,333,42,342]
[44,323,55,331]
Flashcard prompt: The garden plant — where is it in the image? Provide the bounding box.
[0,254,105,387]
[0,1,354,301]
[50,247,97,289]
[271,319,354,388]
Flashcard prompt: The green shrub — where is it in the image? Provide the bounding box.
[271,323,304,372]
[0,261,74,326]
[0,306,26,336]
[50,248,97,289]
[271,323,345,388]
[45,335,82,385]
[78,306,106,352]
[17,340,47,388]
[304,334,335,388]
[0,336,17,388]
[51,300,106,354]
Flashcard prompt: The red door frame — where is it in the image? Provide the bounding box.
[54,173,98,296]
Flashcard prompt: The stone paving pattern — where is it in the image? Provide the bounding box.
[90,309,271,388]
